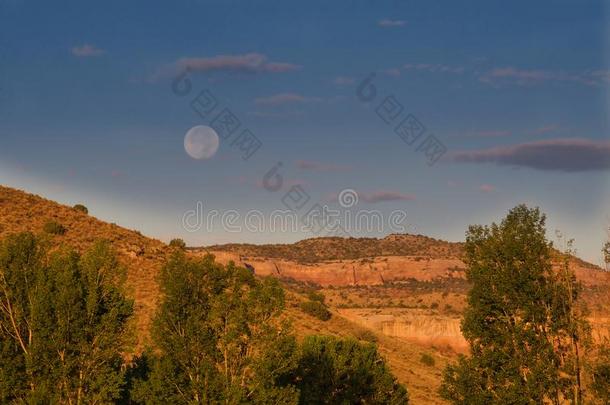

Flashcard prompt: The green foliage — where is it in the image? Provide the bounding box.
[592,342,610,403]
[0,233,133,403]
[73,204,89,214]
[131,253,300,404]
[354,328,377,343]
[306,290,325,304]
[299,300,331,321]
[43,220,66,235]
[440,205,590,404]
[168,238,186,250]
[291,335,409,404]
[420,353,435,367]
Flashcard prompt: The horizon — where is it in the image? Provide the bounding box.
[1,0,610,265]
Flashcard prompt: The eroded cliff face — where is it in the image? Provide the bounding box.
[205,250,610,288]
[207,250,465,286]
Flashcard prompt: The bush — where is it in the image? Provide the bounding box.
[420,353,435,367]
[169,238,186,250]
[73,204,88,214]
[300,300,331,321]
[354,328,377,343]
[43,220,66,235]
[430,302,439,310]
[307,290,326,304]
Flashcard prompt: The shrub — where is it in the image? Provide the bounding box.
[307,290,326,304]
[430,302,439,310]
[73,204,88,214]
[300,300,331,321]
[169,238,186,250]
[43,220,66,235]
[354,328,377,343]
[420,353,435,367]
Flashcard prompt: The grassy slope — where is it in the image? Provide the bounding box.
[0,185,455,402]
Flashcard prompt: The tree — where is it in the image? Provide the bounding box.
[132,253,299,404]
[440,205,590,404]
[591,339,610,403]
[0,232,133,403]
[602,241,610,271]
[291,335,409,404]
[299,300,331,321]
[43,220,66,235]
[73,204,89,214]
[168,238,187,250]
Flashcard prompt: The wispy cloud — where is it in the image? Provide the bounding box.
[450,138,610,172]
[329,190,415,204]
[153,53,300,80]
[295,160,352,172]
[403,63,465,74]
[528,124,560,136]
[248,110,305,119]
[71,44,105,57]
[333,76,355,86]
[382,68,401,77]
[361,191,416,203]
[378,19,406,27]
[454,130,511,139]
[478,66,608,87]
[237,176,308,191]
[254,93,322,106]
[479,184,495,193]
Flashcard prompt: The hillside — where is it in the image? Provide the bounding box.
[0,185,170,348]
[0,185,458,402]
[2,185,609,404]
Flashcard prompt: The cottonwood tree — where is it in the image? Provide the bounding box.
[0,232,133,403]
[292,335,409,404]
[132,253,299,404]
[440,205,590,404]
[602,241,610,271]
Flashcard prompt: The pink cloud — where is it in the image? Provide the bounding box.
[455,130,511,139]
[328,190,415,204]
[479,67,606,86]
[254,93,322,106]
[529,124,560,136]
[378,19,406,27]
[382,68,401,77]
[333,76,355,85]
[295,160,352,172]
[403,63,464,74]
[450,138,610,172]
[168,53,300,77]
[71,44,105,57]
[479,184,495,193]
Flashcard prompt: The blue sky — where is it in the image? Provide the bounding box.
[1,0,609,264]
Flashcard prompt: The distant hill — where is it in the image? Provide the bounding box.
[206,233,464,263]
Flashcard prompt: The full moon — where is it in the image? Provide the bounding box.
[184,125,220,160]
